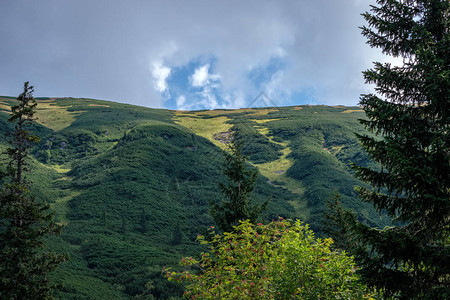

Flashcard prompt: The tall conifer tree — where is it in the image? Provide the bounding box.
[210,136,268,232]
[328,1,449,298]
[0,82,66,299]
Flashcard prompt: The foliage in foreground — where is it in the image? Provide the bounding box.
[165,219,377,299]
[328,0,449,298]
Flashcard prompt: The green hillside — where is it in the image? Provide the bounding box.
[0,96,390,299]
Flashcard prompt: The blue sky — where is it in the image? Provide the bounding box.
[0,0,397,110]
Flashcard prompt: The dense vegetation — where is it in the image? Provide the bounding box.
[166,219,378,299]
[210,137,268,233]
[328,0,449,298]
[0,83,66,299]
[0,95,390,299]
[1,1,446,297]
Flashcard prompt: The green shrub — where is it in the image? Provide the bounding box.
[166,219,378,299]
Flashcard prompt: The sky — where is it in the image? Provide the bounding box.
[0,0,393,110]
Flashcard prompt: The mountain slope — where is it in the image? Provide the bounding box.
[0,96,389,299]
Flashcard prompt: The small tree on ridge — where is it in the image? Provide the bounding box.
[0,82,67,299]
[210,136,268,232]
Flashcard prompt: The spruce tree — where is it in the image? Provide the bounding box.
[210,137,268,232]
[329,1,449,298]
[0,82,67,299]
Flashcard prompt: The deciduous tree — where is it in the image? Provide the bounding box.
[165,219,376,299]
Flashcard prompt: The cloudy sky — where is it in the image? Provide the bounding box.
[0,0,391,110]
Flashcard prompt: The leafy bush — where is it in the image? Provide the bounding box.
[165,219,377,299]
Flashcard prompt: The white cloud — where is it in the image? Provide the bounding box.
[274,46,287,58]
[176,95,189,110]
[199,87,219,109]
[185,63,227,110]
[151,62,171,94]
[190,64,220,88]
[265,70,284,100]
[0,0,389,108]
[191,65,209,87]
